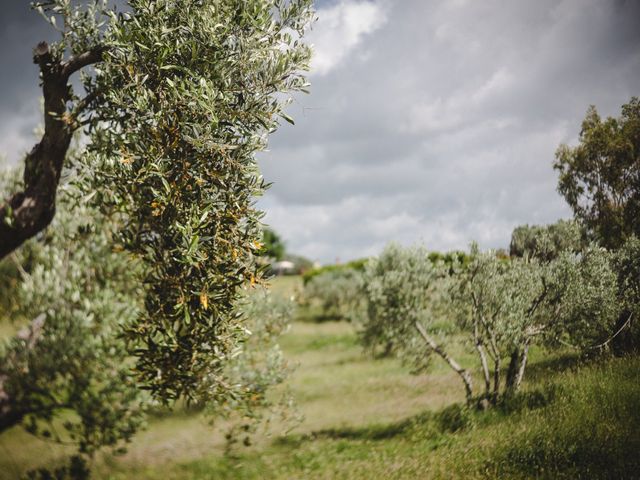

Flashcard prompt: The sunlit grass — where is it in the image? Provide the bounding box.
[1,275,638,479]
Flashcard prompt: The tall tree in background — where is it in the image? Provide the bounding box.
[262,227,286,260]
[554,98,640,249]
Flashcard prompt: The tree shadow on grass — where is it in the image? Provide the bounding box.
[275,411,435,448]
[524,352,583,384]
[277,384,567,450]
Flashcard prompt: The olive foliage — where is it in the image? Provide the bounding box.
[509,219,584,261]
[76,0,313,402]
[356,242,622,406]
[0,169,299,475]
[13,0,313,405]
[0,168,145,458]
[0,0,313,473]
[355,244,463,389]
[302,267,364,322]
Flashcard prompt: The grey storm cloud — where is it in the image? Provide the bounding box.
[1,1,639,263]
[0,2,56,162]
[257,0,640,262]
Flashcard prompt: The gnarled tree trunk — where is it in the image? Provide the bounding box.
[0,42,103,260]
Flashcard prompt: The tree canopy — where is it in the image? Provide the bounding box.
[554,98,640,249]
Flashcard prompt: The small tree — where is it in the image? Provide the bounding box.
[543,247,621,352]
[509,220,584,262]
[302,267,363,322]
[358,243,621,407]
[454,245,621,401]
[0,170,146,472]
[554,98,640,249]
[451,249,557,401]
[610,236,640,353]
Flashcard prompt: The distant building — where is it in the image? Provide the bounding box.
[271,260,296,275]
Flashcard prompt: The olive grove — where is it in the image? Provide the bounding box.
[355,239,624,407]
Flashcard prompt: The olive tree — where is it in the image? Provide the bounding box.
[1,0,312,475]
[509,219,584,262]
[606,236,640,353]
[0,169,146,475]
[358,243,621,407]
[355,244,473,400]
[451,250,547,402]
[302,268,364,322]
[543,248,621,352]
[0,165,298,476]
[0,0,312,404]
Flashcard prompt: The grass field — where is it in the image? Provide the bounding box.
[1,276,639,479]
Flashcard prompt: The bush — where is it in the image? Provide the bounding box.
[611,236,640,353]
[301,268,363,322]
[302,258,368,285]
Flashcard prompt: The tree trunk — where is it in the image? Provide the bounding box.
[505,340,531,394]
[513,340,530,391]
[505,347,520,391]
[492,356,501,399]
[0,42,103,260]
[414,321,474,404]
[475,341,491,396]
[473,320,491,396]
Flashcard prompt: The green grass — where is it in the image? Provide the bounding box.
[1,275,638,479]
[265,274,303,299]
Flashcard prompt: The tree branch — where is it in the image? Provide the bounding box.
[0,42,104,259]
[414,321,474,404]
[61,46,105,78]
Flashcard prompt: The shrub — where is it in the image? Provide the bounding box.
[302,268,364,322]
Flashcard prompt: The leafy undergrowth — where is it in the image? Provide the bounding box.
[96,355,639,480]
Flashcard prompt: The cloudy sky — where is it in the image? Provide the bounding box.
[1,1,639,263]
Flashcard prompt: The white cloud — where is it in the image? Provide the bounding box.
[309,1,387,76]
[259,0,640,263]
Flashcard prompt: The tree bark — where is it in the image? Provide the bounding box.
[414,321,474,404]
[505,340,531,394]
[475,341,491,396]
[492,356,501,398]
[0,43,103,260]
[472,319,490,396]
[505,347,519,391]
[513,340,530,391]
